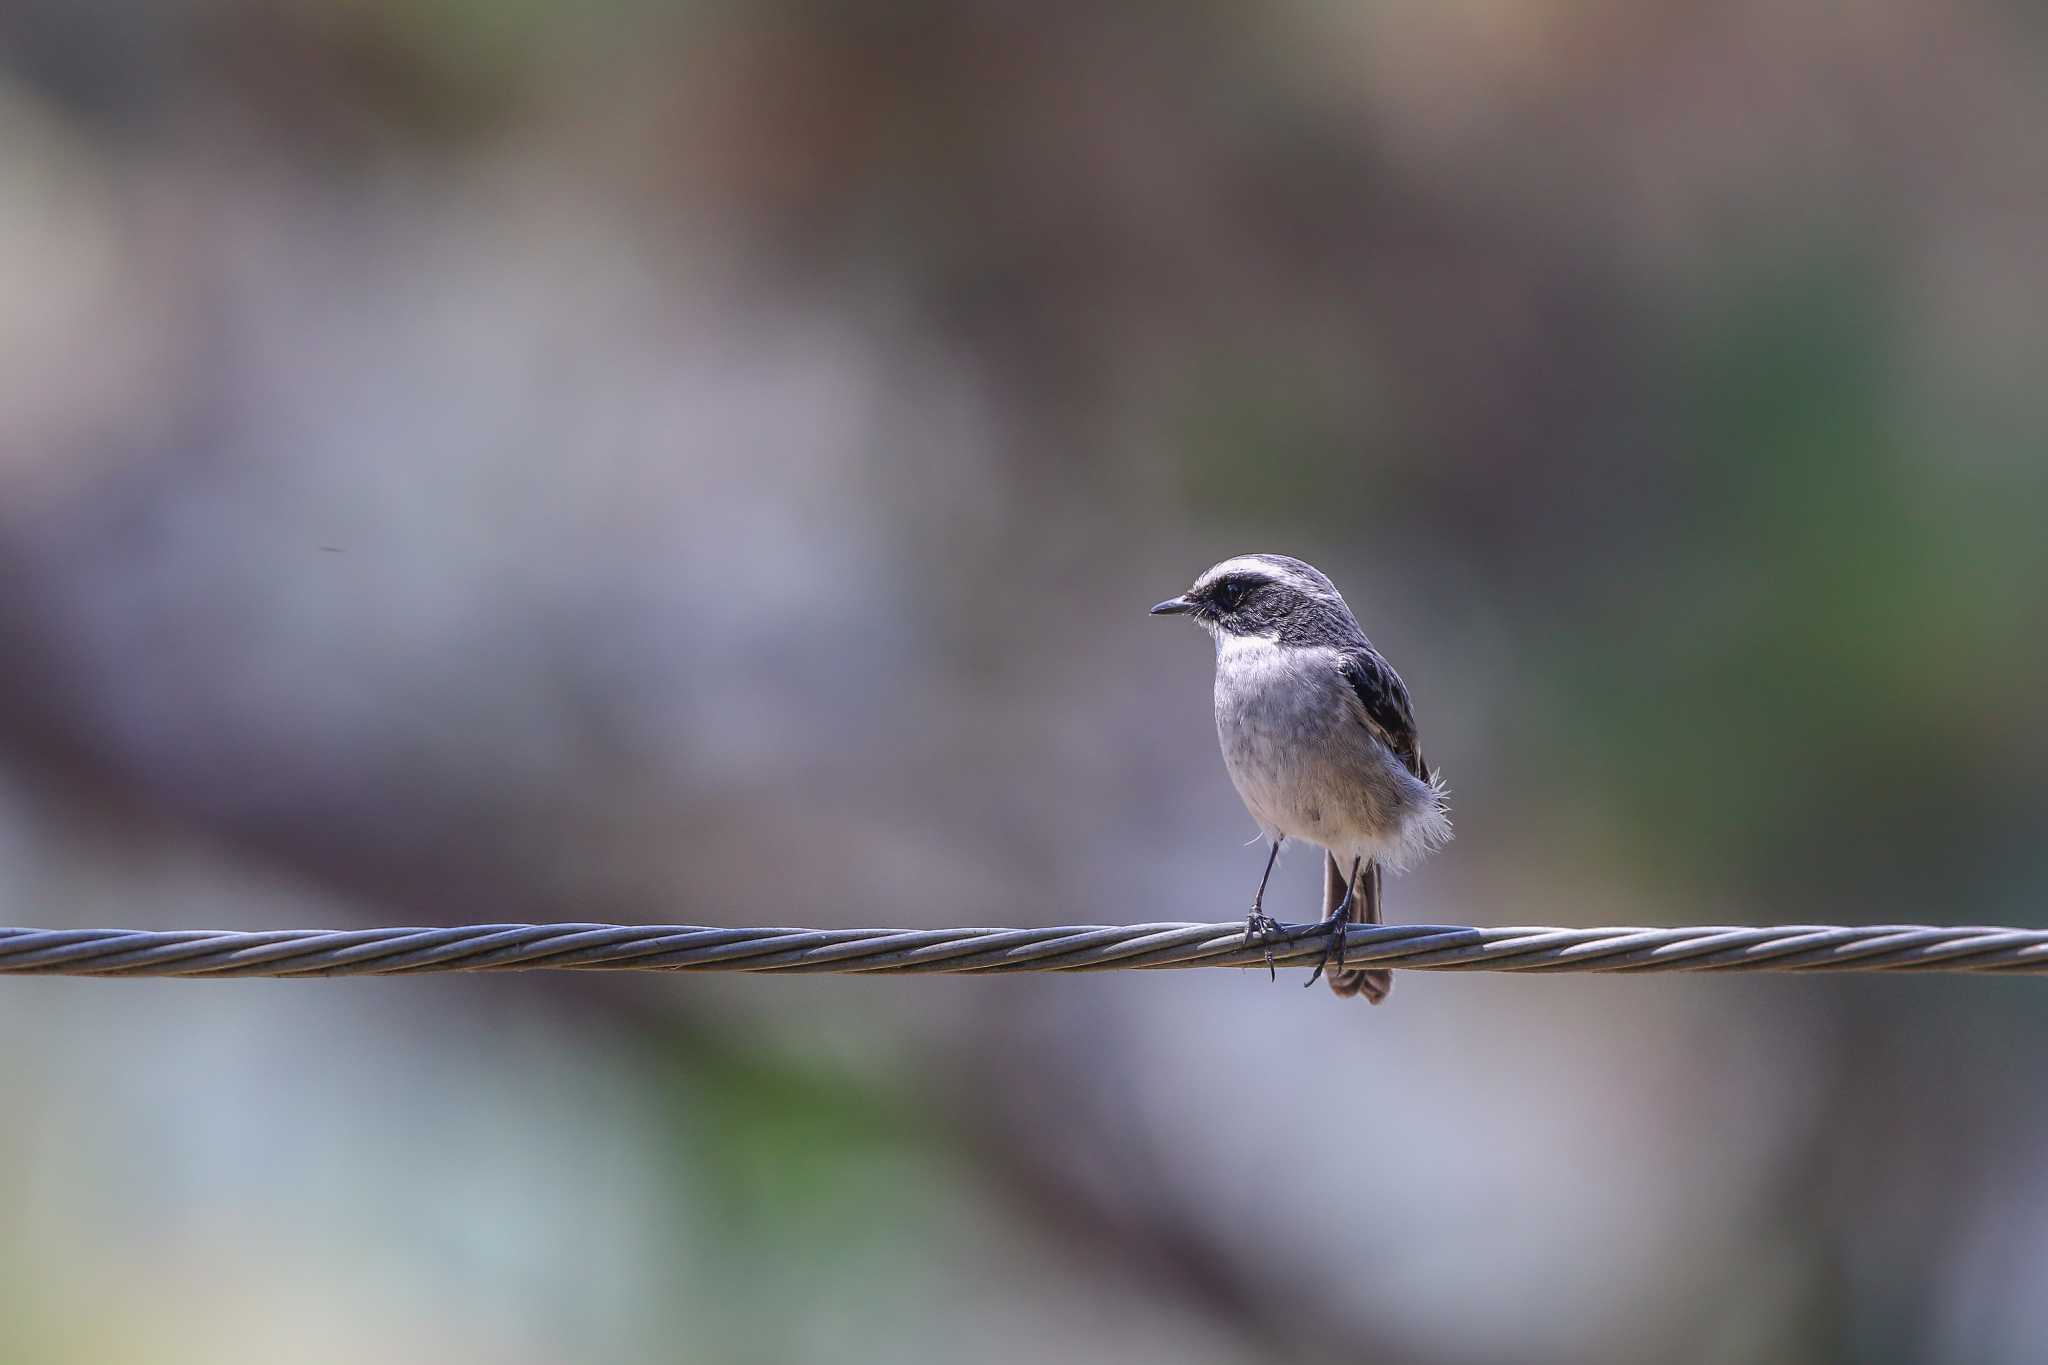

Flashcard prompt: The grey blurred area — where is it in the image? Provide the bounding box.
[3,1,2047,1360]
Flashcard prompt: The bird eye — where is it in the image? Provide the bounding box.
[1215,577,1245,611]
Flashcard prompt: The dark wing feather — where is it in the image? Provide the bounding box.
[1339,648,1429,783]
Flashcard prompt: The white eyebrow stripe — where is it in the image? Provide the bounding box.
[1194,556,1289,590]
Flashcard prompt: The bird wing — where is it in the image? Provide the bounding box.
[1338,647,1429,783]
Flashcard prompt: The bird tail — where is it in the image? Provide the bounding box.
[1324,854,1390,1004]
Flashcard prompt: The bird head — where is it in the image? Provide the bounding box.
[1150,554,1352,640]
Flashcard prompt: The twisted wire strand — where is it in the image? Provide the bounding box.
[0,922,2044,978]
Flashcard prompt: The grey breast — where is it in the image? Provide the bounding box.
[1213,636,1395,846]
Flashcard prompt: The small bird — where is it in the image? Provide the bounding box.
[1151,554,1450,1001]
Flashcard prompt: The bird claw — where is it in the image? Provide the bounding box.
[1244,910,1283,982]
[1303,913,1349,989]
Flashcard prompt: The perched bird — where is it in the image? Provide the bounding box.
[1151,554,1450,1001]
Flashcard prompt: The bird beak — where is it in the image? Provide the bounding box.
[1149,595,1194,616]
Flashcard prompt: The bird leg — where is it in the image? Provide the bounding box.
[1243,841,1283,981]
[1304,856,1362,989]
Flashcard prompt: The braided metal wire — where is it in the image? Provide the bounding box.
[0,921,2044,978]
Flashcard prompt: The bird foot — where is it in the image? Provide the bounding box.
[1303,913,1349,989]
[1244,910,1283,982]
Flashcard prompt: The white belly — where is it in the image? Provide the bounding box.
[1212,633,1444,868]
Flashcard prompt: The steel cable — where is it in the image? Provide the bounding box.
[0,921,2043,977]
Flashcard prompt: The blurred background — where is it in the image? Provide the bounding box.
[2,1,2045,1360]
